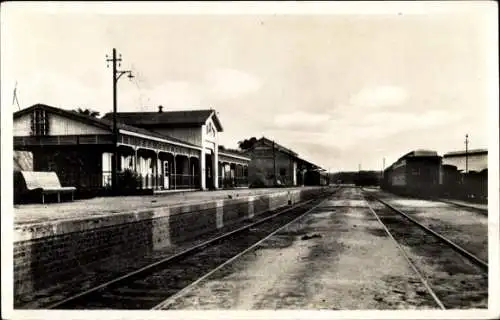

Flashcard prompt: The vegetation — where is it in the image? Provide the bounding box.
[103,169,141,195]
[237,137,258,150]
[75,108,100,118]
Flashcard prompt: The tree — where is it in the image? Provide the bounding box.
[75,108,100,118]
[238,137,258,150]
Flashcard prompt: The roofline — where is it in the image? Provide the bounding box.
[219,151,251,161]
[253,137,299,157]
[102,108,225,132]
[443,149,488,157]
[208,110,224,133]
[119,129,202,150]
[15,104,203,150]
[14,104,112,131]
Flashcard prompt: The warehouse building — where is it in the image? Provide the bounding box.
[442,149,488,173]
[241,137,327,187]
[13,104,250,193]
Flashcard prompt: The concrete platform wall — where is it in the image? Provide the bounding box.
[14,187,328,302]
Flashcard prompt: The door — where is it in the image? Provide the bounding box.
[163,161,170,189]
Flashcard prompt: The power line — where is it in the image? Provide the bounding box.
[130,65,153,111]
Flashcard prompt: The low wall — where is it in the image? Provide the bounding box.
[14,186,329,303]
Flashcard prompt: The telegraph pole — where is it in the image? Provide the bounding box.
[272,140,277,185]
[106,48,134,194]
[382,157,386,184]
[465,134,469,174]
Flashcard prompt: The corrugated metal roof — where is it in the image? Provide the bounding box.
[443,149,488,157]
[102,109,223,132]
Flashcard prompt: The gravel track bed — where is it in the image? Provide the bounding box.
[371,190,488,263]
[367,199,488,309]
[163,187,440,310]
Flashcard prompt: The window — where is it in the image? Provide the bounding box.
[30,109,49,136]
[206,122,216,137]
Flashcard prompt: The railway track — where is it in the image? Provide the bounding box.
[47,188,337,310]
[435,198,488,216]
[364,193,488,309]
[371,188,488,216]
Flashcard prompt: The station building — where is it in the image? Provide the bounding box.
[241,137,326,187]
[13,103,250,192]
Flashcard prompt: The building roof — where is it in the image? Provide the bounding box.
[443,149,488,157]
[13,104,201,149]
[253,137,299,157]
[400,149,439,160]
[102,108,223,132]
[243,137,323,170]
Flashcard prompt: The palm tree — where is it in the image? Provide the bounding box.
[75,108,100,118]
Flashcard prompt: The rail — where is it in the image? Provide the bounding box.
[364,192,488,273]
[46,187,338,309]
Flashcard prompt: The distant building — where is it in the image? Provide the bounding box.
[241,137,325,187]
[13,104,250,192]
[442,149,487,172]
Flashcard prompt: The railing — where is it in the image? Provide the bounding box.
[218,177,249,189]
[14,135,113,146]
[172,174,199,189]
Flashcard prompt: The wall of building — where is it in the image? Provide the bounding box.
[443,153,487,172]
[49,113,109,135]
[246,146,297,187]
[13,186,329,307]
[14,112,109,136]
[14,113,32,136]
[153,127,202,147]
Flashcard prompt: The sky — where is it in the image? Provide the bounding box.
[1,2,498,172]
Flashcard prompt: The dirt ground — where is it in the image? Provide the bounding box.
[162,187,439,310]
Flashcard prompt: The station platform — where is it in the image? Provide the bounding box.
[14,187,308,225]
[13,185,330,306]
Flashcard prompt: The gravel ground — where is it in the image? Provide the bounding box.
[162,187,439,310]
[366,199,488,309]
[371,190,488,262]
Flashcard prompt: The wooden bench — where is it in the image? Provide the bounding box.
[20,171,77,204]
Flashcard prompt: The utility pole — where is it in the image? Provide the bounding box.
[272,140,277,185]
[106,48,134,195]
[382,157,386,184]
[465,134,469,174]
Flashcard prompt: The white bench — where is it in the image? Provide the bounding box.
[20,171,76,204]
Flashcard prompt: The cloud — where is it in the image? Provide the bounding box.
[205,68,261,100]
[121,80,206,112]
[272,111,332,132]
[349,85,408,109]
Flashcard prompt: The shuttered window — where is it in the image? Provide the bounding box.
[30,109,49,136]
